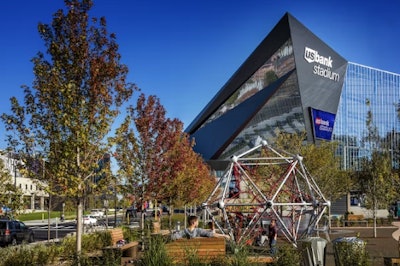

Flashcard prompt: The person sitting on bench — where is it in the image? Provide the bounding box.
[171,215,229,240]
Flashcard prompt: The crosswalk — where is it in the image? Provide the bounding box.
[30,224,77,230]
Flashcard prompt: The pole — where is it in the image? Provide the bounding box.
[104,200,109,230]
[47,195,51,242]
[114,190,117,227]
[14,159,17,188]
[55,217,58,240]
[114,177,117,227]
[62,203,65,222]
[43,159,51,242]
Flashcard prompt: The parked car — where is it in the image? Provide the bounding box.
[0,219,34,246]
[83,215,97,226]
[148,206,170,217]
[0,206,12,214]
[126,206,137,219]
[90,209,104,218]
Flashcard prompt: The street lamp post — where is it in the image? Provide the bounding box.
[14,160,17,188]
[104,200,108,230]
[114,176,118,228]
[10,153,17,188]
[62,202,65,222]
[114,186,117,228]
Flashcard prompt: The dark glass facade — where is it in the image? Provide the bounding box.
[217,39,304,159]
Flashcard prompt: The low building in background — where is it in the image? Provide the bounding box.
[0,152,48,212]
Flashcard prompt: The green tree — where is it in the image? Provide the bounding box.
[358,150,398,236]
[263,70,278,87]
[1,0,134,257]
[358,99,399,237]
[274,132,352,202]
[300,141,352,203]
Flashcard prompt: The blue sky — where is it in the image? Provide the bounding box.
[1,0,399,150]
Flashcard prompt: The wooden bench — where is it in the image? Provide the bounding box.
[343,214,368,227]
[384,257,400,265]
[165,237,226,262]
[384,237,400,265]
[103,228,139,260]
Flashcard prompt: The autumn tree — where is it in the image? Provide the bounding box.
[1,0,134,257]
[113,94,215,228]
[160,131,215,208]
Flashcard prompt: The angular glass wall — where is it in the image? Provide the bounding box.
[220,72,304,159]
[333,62,400,170]
[203,39,295,128]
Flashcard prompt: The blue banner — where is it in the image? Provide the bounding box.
[311,108,335,140]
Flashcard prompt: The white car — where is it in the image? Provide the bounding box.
[83,215,97,226]
[90,209,104,218]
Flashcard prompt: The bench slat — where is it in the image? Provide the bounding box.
[165,237,226,261]
[110,229,125,246]
[168,250,225,255]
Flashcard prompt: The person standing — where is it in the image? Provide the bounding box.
[268,219,278,255]
[208,220,215,233]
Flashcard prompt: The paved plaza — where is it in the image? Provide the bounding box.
[322,222,400,266]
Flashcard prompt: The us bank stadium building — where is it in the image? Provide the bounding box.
[185,13,400,216]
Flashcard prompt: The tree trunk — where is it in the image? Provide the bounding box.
[184,205,187,228]
[47,195,51,242]
[373,199,377,238]
[169,205,174,230]
[140,199,145,251]
[76,198,83,263]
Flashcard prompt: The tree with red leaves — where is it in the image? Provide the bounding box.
[113,93,215,230]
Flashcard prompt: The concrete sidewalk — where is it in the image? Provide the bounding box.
[392,221,400,241]
[324,224,400,266]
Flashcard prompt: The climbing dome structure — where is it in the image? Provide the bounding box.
[201,140,330,247]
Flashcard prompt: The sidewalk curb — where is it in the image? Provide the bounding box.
[392,222,400,241]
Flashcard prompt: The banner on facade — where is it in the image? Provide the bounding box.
[311,108,335,140]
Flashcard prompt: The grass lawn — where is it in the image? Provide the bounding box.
[16,211,76,221]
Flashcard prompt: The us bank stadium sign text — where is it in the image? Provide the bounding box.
[304,47,340,82]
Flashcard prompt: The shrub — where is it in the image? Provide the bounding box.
[388,213,394,225]
[273,244,301,266]
[137,234,171,266]
[122,225,141,242]
[227,240,251,266]
[60,230,111,259]
[0,243,63,266]
[332,216,339,227]
[333,237,370,266]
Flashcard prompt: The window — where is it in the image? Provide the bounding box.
[350,191,365,207]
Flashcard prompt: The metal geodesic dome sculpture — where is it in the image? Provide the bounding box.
[201,140,330,247]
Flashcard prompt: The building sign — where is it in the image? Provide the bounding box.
[311,108,335,140]
[304,47,340,82]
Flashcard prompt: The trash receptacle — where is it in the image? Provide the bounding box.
[332,237,367,266]
[298,237,328,266]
